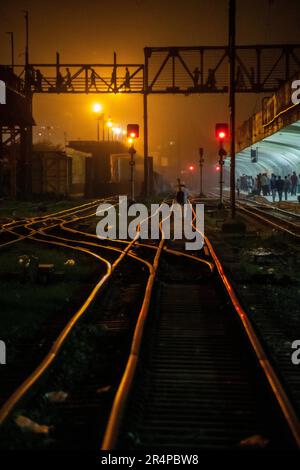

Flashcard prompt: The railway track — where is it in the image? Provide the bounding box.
[0,197,175,446]
[100,203,300,450]
[0,196,160,421]
[207,192,300,238]
[0,199,121,409]
[0,198,299,450]
[0,198,110,248]
[235,200,300,238]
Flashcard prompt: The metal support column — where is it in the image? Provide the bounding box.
[21,10,33,198]
[129,145,136,201]
[229,0,236,219]
[5,32,14,72]
[199,147,204,197]
[143,92,148,197]
[143,48,149,197]
[218,144,226,209]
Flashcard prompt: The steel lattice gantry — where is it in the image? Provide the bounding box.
[11,45,300,95]
[144,45,300,94]
[4,44,300,195]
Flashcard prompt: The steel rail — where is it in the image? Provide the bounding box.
[0,198,213,434]
[209,189,300,222]
[235,202,300,238]
[100,201,214,449]
[0,199,103,248]
[0,198,114,249]
[190,202,300,448]
[207,191,300,239]
[239,198,300,220]
[0,220,144,425]
[100,202,215,449]
[0,197,163,426]
[101,224,166,450]
[2,198,106,232]
[0,238,111,424]
[58,209,215,271]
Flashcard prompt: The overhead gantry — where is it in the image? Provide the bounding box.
[2,44,300,196]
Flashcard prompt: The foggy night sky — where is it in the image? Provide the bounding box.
[1,0,300,171]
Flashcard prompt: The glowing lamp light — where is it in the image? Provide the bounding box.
[107,120,113,128]
[188,165,195,171]
[127,124,139,138]
[93,103,102,113]
[216,164,221,172]
[215,123,229,141]
[128,137,133,145]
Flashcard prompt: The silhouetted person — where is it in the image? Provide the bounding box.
[261,173,269,196]
[176,178,189,205]
[27,65,35,88]
[90,68,97,91]
[124,67,131,90]
[176,178,184,205]
[207,68,216,89]
[65,68,74,91]
[283,176,290,201]
[110,65,117,91]
[270,174,277,202]
[291,171,298,196]
[56,70,64,91]
[236,178,241,198]
[276,176,284,202]
[193,67,200,88]
[35,69,43,91]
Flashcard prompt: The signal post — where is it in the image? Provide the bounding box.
[127,124,139,202]
[215,124,228,209]
[199,148,205,197]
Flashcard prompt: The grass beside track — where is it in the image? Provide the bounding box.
[0,199,92,220]
[0,241,100,361]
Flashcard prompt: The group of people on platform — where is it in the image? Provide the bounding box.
[237,172,300,202]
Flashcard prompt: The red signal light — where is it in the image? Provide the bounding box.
[188,165,195,171]
[127,124,139,139]
[215,123,229,141]
[216,164,221,172]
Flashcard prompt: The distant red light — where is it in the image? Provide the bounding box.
[127,124,139,139]
[188,165,195,171]
[215,123,229,141]
[216,164,221,172]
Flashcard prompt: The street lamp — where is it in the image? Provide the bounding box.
[92,103,103,142]
[199,147,205,197]
[93,103,102,113]
[113,127,121,141]
[107,118,113,141]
